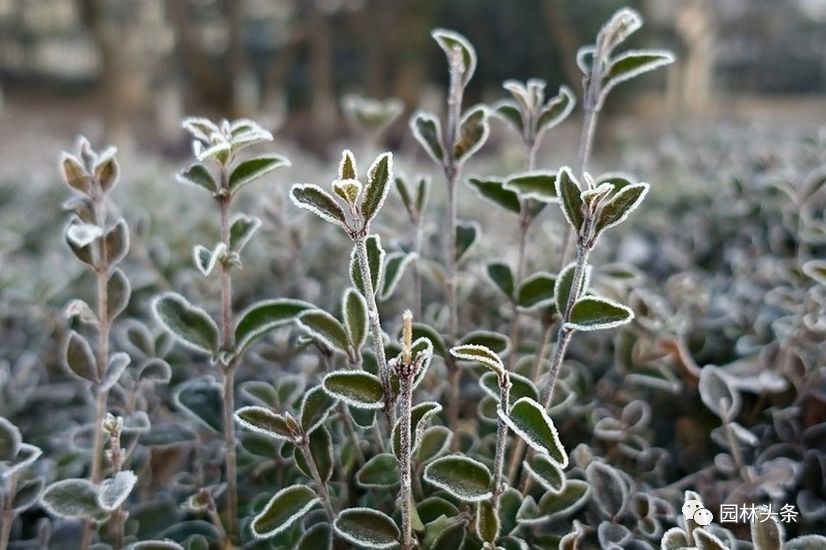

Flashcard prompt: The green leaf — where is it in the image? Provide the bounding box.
[61,153,91,193]
[356,453,400,488]
[351,234,385,296]
[298,309,350,355]
[409,322,448,359]
[698,366,740,420]
[585,461,626,518]
[479,371,538,403]
[339,149,357,180]
[290,184,349,229]
[415,176,430,214]
[343,288,368,349]
[104,218,130,265]
[428,518,467,549]
[450,344,504,377]
[234,298,312,353]
[594,183,648,235]
[554,261,590,316]
[487,261,515,299]
[410,112,444,164]
[229,155,289,194]
[361,152,393,225]
[476,500,499,544]
[455,221,479,263]
[323,371,385,409]
[536,479,591,519]
[660,528,690,550]
[750,508,782,550]
[294,426,333,482]
[41,478,108,522]
[493,100,523,135]
[516,272,556,311]
[454,105,489,162]
[466,177,521,215]
[12,478,44,512]
[0,417,21,461]
[380,252,417,301]
[64,331,99,383]
[229,214,261,253]
[503,171,559,203]
[107,268,131,320]
[565,296,633,331]
[98,470,137,511]
[334,508,400,549]
[536,85,575,136]
[416,426,453,464]
[100,352,130,392]
[298,523,333,550]
[250,485,319,539]
[193,243,226,277]
[140,423,198,448]
[556,167,584,233]
[432,28,477,87]
[602,50,674,99]
[127,541,185,550]
[300,385,338,433]
[235,406,294,441]
[152,293,219,356]
[424,455,493,502]
[177,163,217,193]
[174,377,224,433]
[499,397,567,466]
[457,330,510,354]
[803,260,826,286]
[391,401,443,459]
[524,454,565,494]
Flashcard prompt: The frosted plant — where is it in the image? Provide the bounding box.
[0,417,42,550]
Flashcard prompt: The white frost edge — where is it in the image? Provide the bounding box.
[409,110,444,165]
[251,486,320,540]
[151,292,217,356]
[498,397,568,468]
[564,296,634,332]
[454,104,490,164]
[449,344,505,376]
[333,507,401,549]
[234,406,292,441]
[380,252,418,302]
[503,170,560,204]
[289,183,349,230]
[423,455,493,502]
[321,371,385,410]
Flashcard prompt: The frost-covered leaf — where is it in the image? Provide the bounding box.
[516,272,556,311]
[409,322,448,358]
[455,221,479,263]
[356,453,399,488]
[660,527,690,550]
[0,417,21,461]
[174,377,224,433]
[504,171,559,203]
[294,425,333,482]
[61,153,90,193]
[107,268,131,320]
[229,214,261,253]
[556,167,584,233]
[565,296,634,331]
[424,455,493,502]
[432,28,477,87]
[392,401,443,459]
[251,485,319,539]
[98,470,137,511]
[104,218,130,265]
[298,309,350,354]
[536,479,591,519]
[153,292,219,356]
[693,528,727,550]
[228,155,289,194]
[602,50,675,101]
[450,344,504,377]
[178,163,217,193]
[361,152,393,225]
[536,86,575,136]
[333,178,362,205]
[750,511,782,550]
[64,331,99,383]
[380,252,417,301]
[235,406,294,441]
[193,243,226,277]
[343,288,368,349]
[487,261,515,299]
[594,182,649,236]
[524,454,565,494]
[411,112,444,164]
[334,507,400,549]
[480,371,538,403]
[12,477,44,511]
[467,177,521,215]
[290,184,349,229]
[140,423,198,448]
[127,541,184,550]
[416,426,453,464]
[100,352,130,391]
[41,478,108,522]
[477,500,499,544]
[786,535,826,549]
[699,366,740,419]
[351,234,385,296]
[323,371,385,409]
[428,518,467,549]
[555,262,591,316]
[599,7,643,54]
[499,397,567,466]
[802,260,826,286]
[586,461,626,518]
[454,105,489,162]
[457,330,510,354]
[234,298,312,353]
[300,385,338,433]
[67,222,103,248]
[494,100,523,135]
[298,522,333,550]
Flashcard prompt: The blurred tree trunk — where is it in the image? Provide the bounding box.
[543,0,581,89]
[391,0,430,107]
[308,2,337,142]
[223,0,256,116]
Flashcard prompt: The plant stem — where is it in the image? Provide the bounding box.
[447,359,461,451]
[340,404,366,467]
[398,374,414,549]
[0,475,17,550]
[492,373,511,508]
[443,47,464,341]
[507,212,531,371]
[541,236,592,408]
[354,235,396,428]
[217,170,238,545]
[413,218,423,319]
[300,440,336,521]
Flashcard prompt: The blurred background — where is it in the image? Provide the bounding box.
[1,0,826,159]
